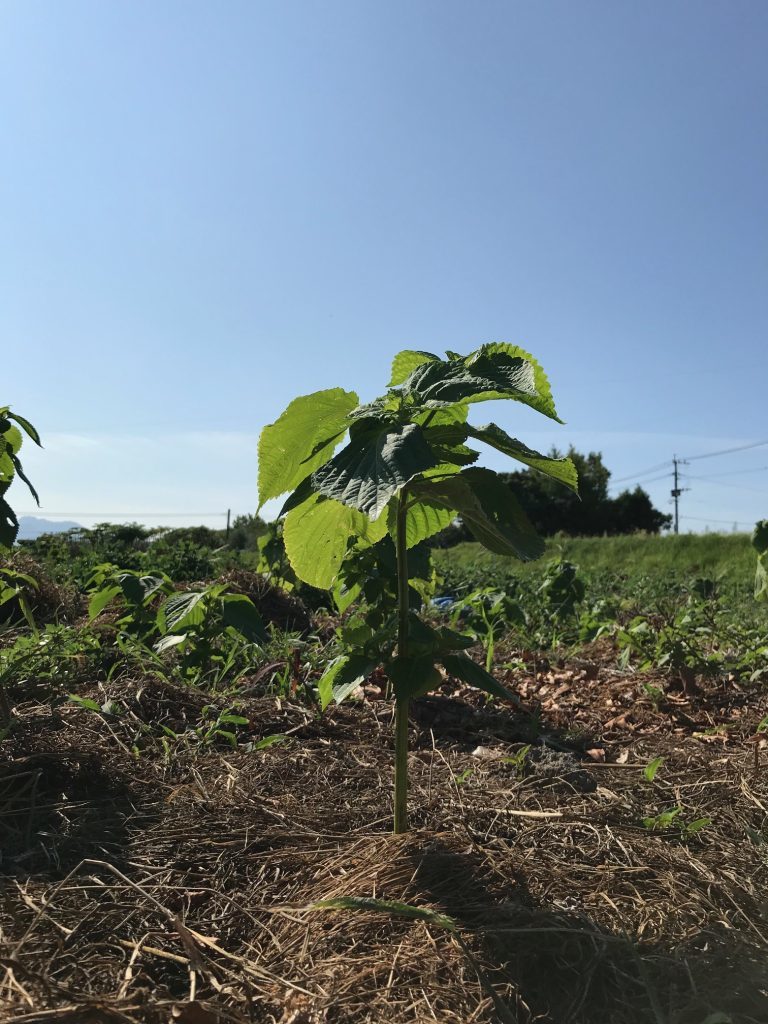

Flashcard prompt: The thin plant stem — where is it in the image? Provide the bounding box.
[393,489,410,834]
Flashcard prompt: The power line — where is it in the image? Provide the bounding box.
[17,511,228,518]
[682,439,768,462]
[611,460,672,484]
[688,466,768,480]
[680,514,756,527]
[683,477,768,496]
[625,470,674,486]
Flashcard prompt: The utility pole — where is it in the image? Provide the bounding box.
[226,508,231,541]
[671,456,688,534]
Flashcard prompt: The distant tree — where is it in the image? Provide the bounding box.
[154,525,224,549]
[608,486,671,535]
[89,521,154,549]
[227,513,268,551]
[87,522,155,568]
[498,449,612,536]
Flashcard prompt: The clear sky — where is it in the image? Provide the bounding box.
[3,0,767,532]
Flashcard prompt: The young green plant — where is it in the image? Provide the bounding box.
[0,407,42,550]
[753,520,768,601]
[257,344,576,832]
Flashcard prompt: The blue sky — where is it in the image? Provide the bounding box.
[3,0,767,532]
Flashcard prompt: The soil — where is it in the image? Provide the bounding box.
[1,647,768,1023]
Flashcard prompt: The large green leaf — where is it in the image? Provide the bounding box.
[481,343,561,421]
[88,585,122,620]
[117,572,167,605]
[3,425,23,456]
[752,520,768,555]
[221,593,267,642]
[440,653,521,704]
[332,579,362,614]
[312,423,438,520]
[466,424,578,491]
[0,450,14,486]
[422,423,479,470]
[0,496,19,549]
[414,403,469,429]
[283,493,388,589]
[6,411,42,446]
[386,655,441,699]
[387,496,455,549]
[404,344,562,422]
[317,653,375,710]
[10,454,40,505]
[411,468,544,561]
[258,388,358,506]
[388,349,439,386]
[160,591,207,632]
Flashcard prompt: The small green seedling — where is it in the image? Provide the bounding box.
[502,744,532,776]
[642,804,710,840]
[258,344,576,832]
[642,681,664,710]
[67,694,122,717]
[643,756,664,782]
[247,732,288,751]
[196,705,251,748]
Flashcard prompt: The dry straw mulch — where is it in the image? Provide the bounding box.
[2,660,768,1023]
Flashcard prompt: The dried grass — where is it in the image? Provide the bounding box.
[2,665,768,1023]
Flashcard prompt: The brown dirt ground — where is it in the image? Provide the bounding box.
[1,648,768,1023]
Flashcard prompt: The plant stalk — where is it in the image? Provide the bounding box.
[393,489,410,834]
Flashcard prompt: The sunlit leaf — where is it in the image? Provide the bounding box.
[258,388,358,506]
[160,591,207,632]
[317,654,375,710]
[88,585,122,620]
[388,349,440,386]
[284,493,388,589]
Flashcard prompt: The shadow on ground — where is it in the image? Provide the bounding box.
[411,837,768,1024]
[0,741,152,879]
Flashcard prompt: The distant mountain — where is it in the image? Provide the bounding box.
[17,516,82,540]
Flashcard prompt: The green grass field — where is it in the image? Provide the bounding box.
[434,531,757,584]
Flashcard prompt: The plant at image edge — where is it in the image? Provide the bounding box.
[754,520,768,601]
[1,408,42,550]
[257,344,577,831]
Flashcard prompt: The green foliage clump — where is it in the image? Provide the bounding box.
[22,521,223,584]
[85,563,267,684]
[228,513,268,552]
